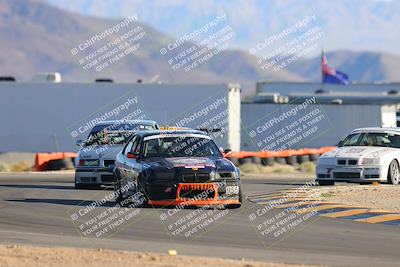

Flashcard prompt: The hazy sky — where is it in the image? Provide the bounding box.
[45,0,400,55]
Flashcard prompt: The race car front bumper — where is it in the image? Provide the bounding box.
[316,165,387,183]
[75,167,115,187]
[148,182,241,206]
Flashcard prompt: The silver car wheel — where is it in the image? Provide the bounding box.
[388,160,400,185]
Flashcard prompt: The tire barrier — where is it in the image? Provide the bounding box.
[261,157,274,166]
[34,147,335,170]
[35,152,77,171]
[285,156,297,165]
[41,158,75,171]
[225,147,335,166]
[274,157,286,165]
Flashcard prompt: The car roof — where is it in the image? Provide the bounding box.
[134,129,209,138]
[94,120,158,126]
[351,127,400,134]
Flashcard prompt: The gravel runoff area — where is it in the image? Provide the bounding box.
[0,244,324,267]
[318,185,400,213]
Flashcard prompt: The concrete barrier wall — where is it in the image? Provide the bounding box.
[0,82,239,152]
[241,103,396,150]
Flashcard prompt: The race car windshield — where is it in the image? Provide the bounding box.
[84,123,157,146]
[85,130,133,146]
[142,136,222,158]
[342,132,400,148]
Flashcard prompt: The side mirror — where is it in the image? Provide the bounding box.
[76,140,83,147]
[223,148,232,156]
[127,152,137,159]
[337,140,343,147]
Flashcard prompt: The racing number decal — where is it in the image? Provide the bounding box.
[226,186,239,196]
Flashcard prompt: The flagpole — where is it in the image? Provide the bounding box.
[321,49,324,91]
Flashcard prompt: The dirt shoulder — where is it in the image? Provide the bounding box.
[318,185,400,213]
[0,244,323,267]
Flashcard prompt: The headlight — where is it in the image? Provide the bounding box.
[210,172,238,180]
[361,158,380,165]
[79,159,99,166]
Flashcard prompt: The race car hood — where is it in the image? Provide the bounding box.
[78,144,124,160]
[143,157,237,181]
[321,146,397,159]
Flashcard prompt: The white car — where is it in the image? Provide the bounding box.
[75,120,159,189]
[316,127,400,186]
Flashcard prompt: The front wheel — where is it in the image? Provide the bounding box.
[114,172,128,206]
[135,178,149,208]
[387,160,400,185]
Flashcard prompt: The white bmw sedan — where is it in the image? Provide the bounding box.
[316,127,400,186]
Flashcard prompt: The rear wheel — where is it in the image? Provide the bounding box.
[387,160,400,185]
[317,180,334,186]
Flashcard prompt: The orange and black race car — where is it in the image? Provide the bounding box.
[113,130,242,209]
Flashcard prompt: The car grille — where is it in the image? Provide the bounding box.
[101,175,115,183]
[179,189,216,199]
[104,160,115,167]
[365,174,380,179]
[337,159,358,166]
[197,173,211,182]
[81,177,96,183]
[348,160,358,165]
[182,173,210,182]
[333,172,360,179]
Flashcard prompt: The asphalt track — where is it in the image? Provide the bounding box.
[0,172,399,267]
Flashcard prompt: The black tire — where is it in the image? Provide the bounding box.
[74,183,86,189]
[261,157,274,166]
[44,158,74,171]
[387,160,400,185]
[250,156,262,165]
[317,180,334,186]
[274,157,286,165]
[309,154,320,162]
[297,155,310,164]
[238,157,252,165]
[115,183,125,205]
[114,172,127,206]
[135,178,149,208]
[285,156,297,165]
[74,183,99,189]
[75,177,89,189]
